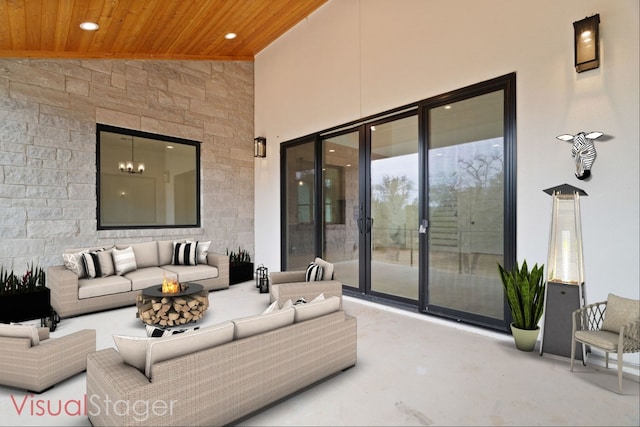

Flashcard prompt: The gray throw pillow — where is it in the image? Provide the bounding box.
[602,294,640,333]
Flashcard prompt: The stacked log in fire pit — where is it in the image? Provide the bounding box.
[136,282,209,327]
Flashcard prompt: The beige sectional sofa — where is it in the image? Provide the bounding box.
[47,240,229,318]
[86,296,357,426]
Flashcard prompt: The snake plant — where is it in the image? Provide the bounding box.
[227,247,252,267]
[0,263,46,296]
[497,260,545,330]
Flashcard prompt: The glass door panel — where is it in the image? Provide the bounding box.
[427,91,505,319]
[370,115,419,300]
[322,132,360,288]
[283,142,316,270]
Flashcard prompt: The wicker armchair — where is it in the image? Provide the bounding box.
[269,258,342,308]
[0,326,96,392]
[571,293,640,394]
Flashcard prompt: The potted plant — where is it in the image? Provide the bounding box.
[497,260,545,351]
[0,263,56,329]
[227,247,254,285]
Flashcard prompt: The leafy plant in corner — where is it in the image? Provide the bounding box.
[497,260,545,330]
[0,263,46,296]
[227,247,251,267]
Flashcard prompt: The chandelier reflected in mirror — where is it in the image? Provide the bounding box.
[118,136,145,174]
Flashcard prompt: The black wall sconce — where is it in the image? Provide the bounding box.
[573,14,600,73]
[254,137,266,158]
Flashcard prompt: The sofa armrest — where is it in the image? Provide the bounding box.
[206,252,229,280]
[270,270,306,284]
[88,348,151,393]
[37,327,49,341]
[46,265,80,318]
[32,329,96,358]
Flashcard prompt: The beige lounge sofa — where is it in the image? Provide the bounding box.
[86,297,357,426]
[0,324,95,392]
[47,240,229,318]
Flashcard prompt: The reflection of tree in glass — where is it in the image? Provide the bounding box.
[429,171,459,209]
[372,175,417,249]
[457,151,503,190]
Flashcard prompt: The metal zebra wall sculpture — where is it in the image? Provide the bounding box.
[557,131,604,180]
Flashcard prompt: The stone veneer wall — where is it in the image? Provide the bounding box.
[0,59,254,271]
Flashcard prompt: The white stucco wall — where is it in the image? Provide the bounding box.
[255,0,639,307]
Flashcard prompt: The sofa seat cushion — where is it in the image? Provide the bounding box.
[161,264,218,283]
[78,275,132,299]
[232,307,295,340]
[125,267,178,292]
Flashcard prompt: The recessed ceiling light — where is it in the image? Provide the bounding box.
[329,149,335,153]
[444,105,452,110]
[80,22,99,31]
[225,33,237,40]
[166,145,174,149]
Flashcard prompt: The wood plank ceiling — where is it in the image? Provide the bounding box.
[0,0,327,60]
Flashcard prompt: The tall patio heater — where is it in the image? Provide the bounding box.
[539,184,587,360]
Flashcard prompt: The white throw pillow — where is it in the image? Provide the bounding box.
[0,323,40,346]
[262,300,279,314]
[63,251,87,278]
[314,257,335,280]
[280,299,293,310]
[113,335,148,372]
[188,240,211,264]
[112,246,137,275]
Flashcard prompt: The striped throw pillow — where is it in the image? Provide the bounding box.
[112,246,137,276]
[173,242,197,265]
[305,262,324,282]
[82,250,105,279]
[146,325,199,337]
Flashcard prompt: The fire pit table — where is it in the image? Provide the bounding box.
[136,283,209,327]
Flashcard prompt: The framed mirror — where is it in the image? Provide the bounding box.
[97,124,201,229]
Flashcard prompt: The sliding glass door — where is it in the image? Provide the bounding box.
[425,90,509,324]
[282,140,317,271]
[369,114,420,300]
[321,131,360,288]
[281,74,515,331]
